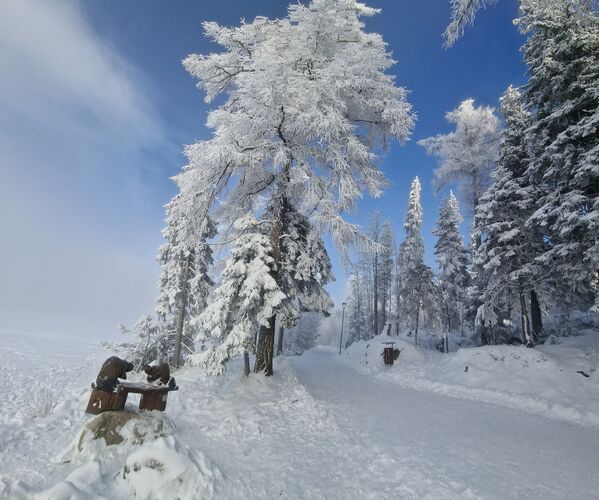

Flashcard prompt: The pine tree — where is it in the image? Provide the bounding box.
[516,0,599,312]
[155,195,216,368]
[180,0,414,375]
[397,177,438,347]
[191,216,286,375]
[433,191,470,350]
[473,86,546,346]
[379,221,396,332]
[346,270,368,346]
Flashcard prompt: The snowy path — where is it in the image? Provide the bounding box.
[289,348,599,499]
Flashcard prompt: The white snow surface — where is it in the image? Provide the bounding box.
[1,329,599,499]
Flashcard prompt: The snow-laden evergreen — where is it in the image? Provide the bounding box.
[473,86,544,346]
[378,221,395,329]
[418,99,500,219]
[396,177,437,347]
[190,216,285,375]
[517,0,599,312]
[432,191,470,345]
[155,195,216,368]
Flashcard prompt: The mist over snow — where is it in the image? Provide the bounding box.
[0,0,176,338]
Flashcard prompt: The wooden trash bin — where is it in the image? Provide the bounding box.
[383,347,395,365]
[85,384,128,415]
[382,341,397,366]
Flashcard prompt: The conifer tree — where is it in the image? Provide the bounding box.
[433,191,470,350]
[517,0,599,312]
[155,195,216,368]
[191,216,285,375]
[397,177,437,347]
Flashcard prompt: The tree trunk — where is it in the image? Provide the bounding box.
[254,145,289,375]
[414,304,420,348]
[373,253,379,337]
[243,351,250,377]
[173,253,193,369]
[276,325,284,356]
[255,319,276,375]
[519,285,534,347]
[530,289,542,343]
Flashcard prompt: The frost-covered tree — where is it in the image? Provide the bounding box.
[397,177,438,347]
[155,195,216,368]
[379,221,396,330]
[433,191,470,346]
[346,269,368,346]
[517,0,599,312]
[113,315,163,371]
[276,203,335,325]
[418,99,500,222]
[191,216,285,375]
[473,86,545,346]
[180,0,415,374]
[265,202,334,366]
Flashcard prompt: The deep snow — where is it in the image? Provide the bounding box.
[1,330,599,499]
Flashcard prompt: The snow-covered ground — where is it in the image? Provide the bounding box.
[2,330,599,499]
[343,332,599,428]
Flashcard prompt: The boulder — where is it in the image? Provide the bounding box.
[75,410,175,458]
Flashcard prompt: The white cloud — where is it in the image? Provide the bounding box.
[0,0,170,338]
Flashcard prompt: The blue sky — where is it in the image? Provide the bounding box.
[0,0,526,338]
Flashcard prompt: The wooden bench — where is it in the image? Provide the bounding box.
[85,380,178,415]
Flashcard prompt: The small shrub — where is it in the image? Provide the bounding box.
[23,385,57,419]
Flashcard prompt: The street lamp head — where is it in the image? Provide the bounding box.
[342,302,347,309]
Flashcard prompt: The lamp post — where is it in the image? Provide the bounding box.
[339,302,347,355]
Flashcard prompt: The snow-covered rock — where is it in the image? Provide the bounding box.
[72,410,176,460]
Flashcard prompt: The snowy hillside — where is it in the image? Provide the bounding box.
[2,329,599,499]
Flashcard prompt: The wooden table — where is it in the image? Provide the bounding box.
[118,380,174,411]
[85,380,177,414]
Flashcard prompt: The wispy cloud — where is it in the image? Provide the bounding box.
[0,0,170,337]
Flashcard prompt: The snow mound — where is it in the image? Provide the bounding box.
[342,332,599,427]
[119,436,220,500]
[63,410,176,461]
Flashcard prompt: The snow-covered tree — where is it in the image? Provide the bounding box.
[473,86,545,346]
[397,177,438,347]
[517,0,599,313]
[433,191,470,347]
[180,0,415,374]
[346,270,367,346]
[155,195,216,368]
[113,315,163,371]
[263,201,334,367]
[379,221,396,330]
[191,216,285,375]
[418,99,500,221]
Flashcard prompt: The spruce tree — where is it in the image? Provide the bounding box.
[517,0,599,313]
[397,177,437,347]
[155,196,216,368]
[192,216,285,375]
[433,191,470,349]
